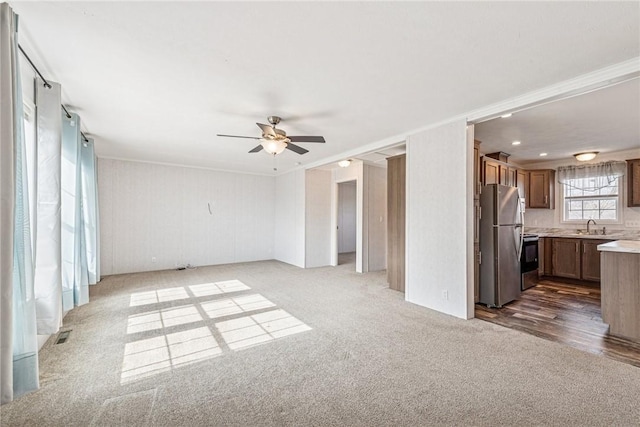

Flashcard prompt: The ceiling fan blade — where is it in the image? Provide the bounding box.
[285,143,309,155]
[217,134,261,140]
[288,135,326,143]
[248,145,264,153]
[256,123,276,137]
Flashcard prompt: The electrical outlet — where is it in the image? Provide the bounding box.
[625,221,640,228]
[443,290,449,300]
[151,257,156,263]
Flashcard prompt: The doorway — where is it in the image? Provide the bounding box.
[337,180,357,266]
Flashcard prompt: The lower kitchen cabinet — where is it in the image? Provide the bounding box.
[581,239,610,281]
[552,238,581,279]
[548,237,612,282]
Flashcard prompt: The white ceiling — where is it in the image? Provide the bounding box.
[11,2,640,175]
[475,78,640,165]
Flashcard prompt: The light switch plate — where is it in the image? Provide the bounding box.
[625,220,640,228]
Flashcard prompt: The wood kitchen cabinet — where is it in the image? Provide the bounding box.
[482,157,520,187]
[552,238,581,279]
[483,158,500,185]
[527,169,555,209]
[539,237,553,276]
[628,158,640,207]
[581,239,610,281]
[517,169,527,199]
[547,237,612,282]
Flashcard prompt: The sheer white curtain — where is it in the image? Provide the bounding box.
[557,161,626,189]
[61,112,89,309]
[33,80,63,334]
[1,3,39,404]
[80,138,99,284]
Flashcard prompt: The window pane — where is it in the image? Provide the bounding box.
[600,210,616,220]
[569,201,582,211]
[583,200,598,210]
[600,199,617,210]
[583,210,598,219]
[567,210,583,220]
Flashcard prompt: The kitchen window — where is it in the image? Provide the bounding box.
[562,176,619,222]
[558,161,626,224]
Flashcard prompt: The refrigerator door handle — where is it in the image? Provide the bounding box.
[516,225,524,262]
[516,196,525,261]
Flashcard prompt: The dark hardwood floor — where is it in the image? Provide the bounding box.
[476,279,640,368]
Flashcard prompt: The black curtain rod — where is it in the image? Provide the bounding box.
[18,44,51,89]
[18,44,90,144]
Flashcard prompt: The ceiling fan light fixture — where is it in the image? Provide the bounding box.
[338,159,351,168]
[261,138,288,155]
[574,152,598,162]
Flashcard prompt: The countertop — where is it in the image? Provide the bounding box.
[597,240,640,254]
[525,228,640,241]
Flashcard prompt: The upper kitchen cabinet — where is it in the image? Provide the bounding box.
[516,169,527,199]
[527,169,555,209]
[482,152,520,188]
[483,157,501,185]
[628,158,640,207]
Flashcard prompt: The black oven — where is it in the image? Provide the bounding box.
[521,234,539,290]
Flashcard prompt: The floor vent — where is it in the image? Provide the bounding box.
[55,330,72,344]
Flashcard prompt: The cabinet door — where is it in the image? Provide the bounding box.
[581,239,610,281]
[628,158,640,207]
[552,238,581,279]
[507,167,517,187]
[483,159,500,185]
[539,237,553,276]
[517,170,527,199]
[499,165,508,185]
[528,170,550,208]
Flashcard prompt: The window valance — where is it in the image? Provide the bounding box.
[557,161,626,190]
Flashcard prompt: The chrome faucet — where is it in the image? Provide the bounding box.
[586,219,597,235]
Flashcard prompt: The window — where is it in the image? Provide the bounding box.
[562,176,620,222]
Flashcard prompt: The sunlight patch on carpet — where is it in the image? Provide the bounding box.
[122,279,311,384]
[129,287,190,307]
[127,304,203,334]
[201,294,276,319]
[189,279,251,297]
[121,327,221,384]
[217,309,312,351]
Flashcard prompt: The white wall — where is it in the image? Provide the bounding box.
[406,119,473,320]
[274,169,306,268]
[98,158,275,275]
[363,164,387,272]
[305,169,332,267]
[337,181,357,253]
[523,148,640,230]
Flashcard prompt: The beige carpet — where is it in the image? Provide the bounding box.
[1,259,639,426]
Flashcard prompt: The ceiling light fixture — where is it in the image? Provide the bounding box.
[574,152,598,162]
[260,138,288,155]
[512,141,521,146]
[539,152,548,157]
[338,159,351,168]
[501,113,513,118]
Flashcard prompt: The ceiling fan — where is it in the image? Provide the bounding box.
[217,116,325,155]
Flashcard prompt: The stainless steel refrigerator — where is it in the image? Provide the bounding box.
[479,184,524,307]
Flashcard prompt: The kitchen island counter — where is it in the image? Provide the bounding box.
[598,241,640,343]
